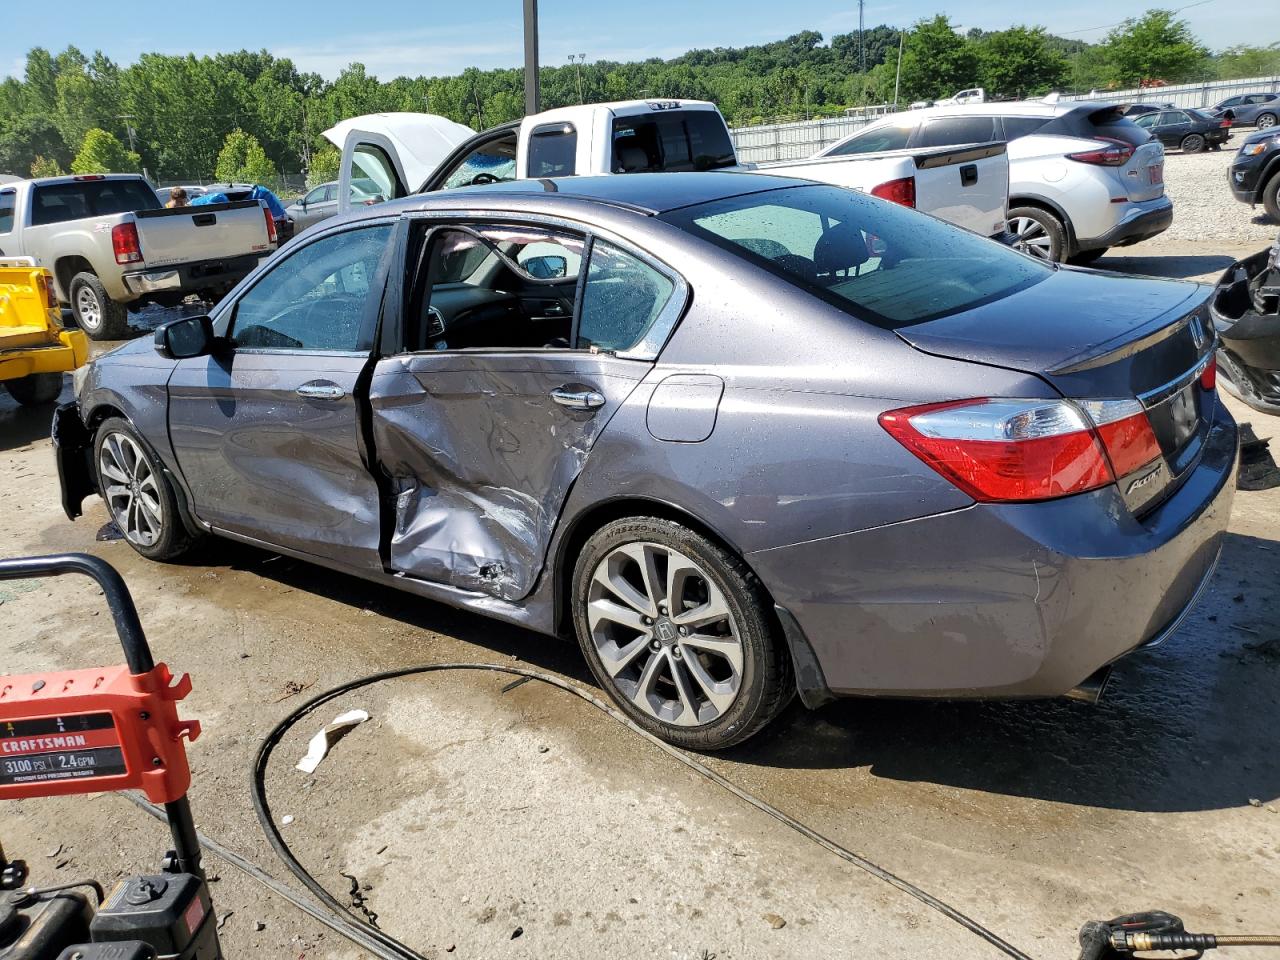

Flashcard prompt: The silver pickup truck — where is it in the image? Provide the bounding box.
[0,174,277,339]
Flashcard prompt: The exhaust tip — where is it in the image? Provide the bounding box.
[1065,665,1113,704]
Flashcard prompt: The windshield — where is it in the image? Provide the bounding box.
[661,184,1049,329]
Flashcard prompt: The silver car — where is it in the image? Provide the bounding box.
[816,100,1172,264]
[54,173,1235,749]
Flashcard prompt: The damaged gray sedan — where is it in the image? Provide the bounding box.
[55,173,1236,749]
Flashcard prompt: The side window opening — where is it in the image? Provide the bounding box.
[228,224,394,352]
[441,133,519,189]
[0,191,15,234]
[578,242,675,354]
[527,124,578,178]
[404,222,584,353]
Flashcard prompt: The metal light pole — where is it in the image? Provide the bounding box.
[524,0,540,115]
[893,31,904,109]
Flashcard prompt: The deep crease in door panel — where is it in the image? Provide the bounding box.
[369,354,646,600]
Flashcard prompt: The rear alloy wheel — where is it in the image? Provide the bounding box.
[573,518,792,750]
[4,373,62,406]
[94,417,195,561]
[1008,206,1066,263]
[1257,113,1277,131]
[1180,133,1206,154]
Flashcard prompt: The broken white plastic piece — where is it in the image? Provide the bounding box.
[296,709,370,773]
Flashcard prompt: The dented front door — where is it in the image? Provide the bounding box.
[368,352,648,600]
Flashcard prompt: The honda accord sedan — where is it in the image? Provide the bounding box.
[54,173,1236,749]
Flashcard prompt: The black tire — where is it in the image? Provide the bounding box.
[1068,247,1108,266]
[1264,173,1280,224]
[1257,113,1277,131]
[1008,205,1067,263]
[93,416,197,561]
[1180,133,1205,154]
[1210,142,1222,151]
[69,271,131,340]
[4,373,63,406]
[571,517,793,750]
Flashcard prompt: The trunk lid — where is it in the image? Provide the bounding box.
[133,200,274,267]
[897,268,1218,503]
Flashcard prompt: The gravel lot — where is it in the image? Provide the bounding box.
[2,178,1279,960]
[1161,141,1277,244]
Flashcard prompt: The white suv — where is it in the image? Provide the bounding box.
[815,100,1171,264]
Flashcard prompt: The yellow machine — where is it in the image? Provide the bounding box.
[0,257,88,406]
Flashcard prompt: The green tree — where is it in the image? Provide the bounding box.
[0,116,71,177]
[1214,43,1280,80]
[71,128,141,173]
[977,27,1068,98]
[899,15,979,102]
[215,128,277,183]
[29,155,65,177]
[307,144,340,185]
[1101,10,1210,86]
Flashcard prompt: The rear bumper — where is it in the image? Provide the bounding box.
[1077,197,1174,252]
[123,252,266,301]
[53,400,95,520]
[749,408,1238,700]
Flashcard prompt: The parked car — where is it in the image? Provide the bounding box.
[0,256,87,405]
[1210,232,1280,413]
[284,178,383,232]
[814,100,1169,263]
[0,174,277,339]
[1131,108,1231,153]
[935,87,986,107]
[1228,127,1280,223]
[1204,93,1280,129]
[326,99,1011,240]
[154,184,208,205]
[1123,103,1174,118]
[54,172,1234,749]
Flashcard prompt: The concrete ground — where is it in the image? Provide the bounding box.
[3,189,1279,958]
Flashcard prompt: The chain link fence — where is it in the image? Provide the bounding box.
[154,174,307,199]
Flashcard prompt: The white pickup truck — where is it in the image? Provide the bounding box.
[325,99,1010,239]
[0,174,278,339]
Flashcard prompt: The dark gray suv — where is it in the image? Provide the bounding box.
[54,173,1237,749]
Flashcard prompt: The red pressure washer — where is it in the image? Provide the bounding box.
[0,553,220,960]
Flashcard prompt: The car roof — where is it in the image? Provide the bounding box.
[396,172,813,216]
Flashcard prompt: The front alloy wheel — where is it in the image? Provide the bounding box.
[99,431,164,548]
[93,417,196,561]
[573,517,793,750]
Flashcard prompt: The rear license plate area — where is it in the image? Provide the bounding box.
[1149,164,1164,185]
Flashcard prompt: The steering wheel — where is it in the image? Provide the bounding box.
[469,173,502,186]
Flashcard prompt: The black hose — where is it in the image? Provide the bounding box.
[248,663,1039,960]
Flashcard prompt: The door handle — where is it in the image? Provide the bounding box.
[296,381,345,401]
[550,386,606,410]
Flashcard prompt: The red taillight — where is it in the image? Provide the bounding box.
[870,176,916,208]
[1221,119,1232,128]
[1067,138,1135,166]
[1079,399,1163,478]
[73,174,106,181]
[879,399,1113,502]
[880,396,1165,502]
[1200,355,1216,391]
[263,207,278,245]
[111,223,142,265]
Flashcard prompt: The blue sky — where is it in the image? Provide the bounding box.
[3,0,1273,82]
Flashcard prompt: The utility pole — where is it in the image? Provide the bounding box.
[893,30,904,108]
[569,53,586,103]
[523,0,540,115]
[117,115,137,153]
[857,0,866,99]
